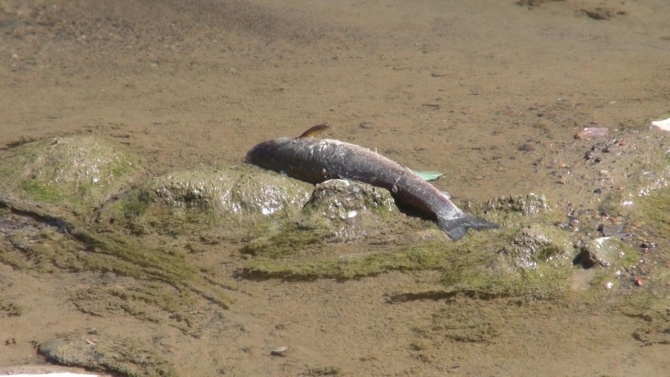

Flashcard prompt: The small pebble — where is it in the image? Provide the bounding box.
[271,346,288,357]
[518,143,535,152]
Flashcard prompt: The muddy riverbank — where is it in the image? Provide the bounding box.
[2,0,670,376]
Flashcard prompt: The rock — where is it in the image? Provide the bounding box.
[0,136,144,215]
[144,168,239,210]
[271,346,288,356]
[226,171,312,216]
[574,237,637,268]
[304,179,396,220]
[38,334,177,377]
[495,224,572,270]
[518,143,536,152]
[143,167,312,216]
[96,165,313,235]
[299,179,399,242]
[241,179,405,255]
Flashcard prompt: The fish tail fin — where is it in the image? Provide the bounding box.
[438,213,499,241]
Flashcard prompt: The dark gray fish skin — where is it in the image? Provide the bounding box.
[245,137,498,240]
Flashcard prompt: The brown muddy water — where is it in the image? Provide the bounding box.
[1,0,670,376]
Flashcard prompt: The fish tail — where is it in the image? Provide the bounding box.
[438,213,499,241]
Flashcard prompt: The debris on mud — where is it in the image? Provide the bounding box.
[303,366,342,376]
[574,127,608,139]
[515,0,564,10]
[0,300,22,317]
[580,7,627,21]
[270,346,288,357]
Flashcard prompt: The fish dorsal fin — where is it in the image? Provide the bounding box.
[297,123,331,138]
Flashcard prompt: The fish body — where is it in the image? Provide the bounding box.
[245,136,498,240]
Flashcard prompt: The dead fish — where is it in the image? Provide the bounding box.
[245,125,498,241]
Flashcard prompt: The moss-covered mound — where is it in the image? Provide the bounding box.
[0,136,145,215]
[97,166,313,237]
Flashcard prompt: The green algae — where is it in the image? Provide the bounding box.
[638,191,670,237]
[497,223,573,270]
[0,195,234,310]
[103,188,222,237]
[242,242,449,280]
[481,193,554,217]
[74,284,191,319]
[598,191,625,217]
[66,227,234,308]
[20,179,65,203]
[612,279,670,345]
[246,243,443,280]
[239,193,576,297]
[241,218,334,259]
[71,282,208,337]
[442,263,573,300]
[241,227,499,280]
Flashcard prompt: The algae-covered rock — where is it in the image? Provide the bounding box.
[301,179,399,241]
[143,167,312,216]
[227,171,313,216]
[39,334,177,377]
[145,168,238,210]
[574,237,640,268]
[304,179,396,220]
[465,193,560,236]
[242,179,404,257]
[98,166,313,235]
[495,223,573,270]
[0,136,144,215]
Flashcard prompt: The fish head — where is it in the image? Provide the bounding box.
[245,137,292,168]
